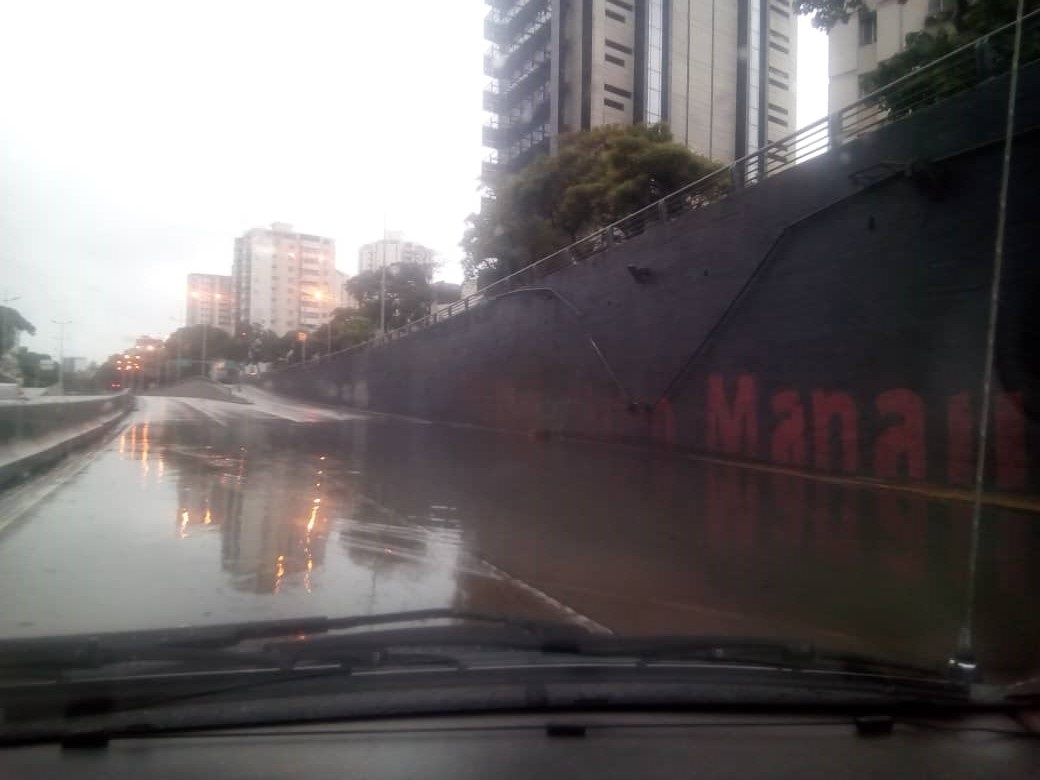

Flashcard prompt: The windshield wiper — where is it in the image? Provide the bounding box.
[0,609,593,675]
[567,635,953,681]
[0,621,996,748]
[0,612,974,702]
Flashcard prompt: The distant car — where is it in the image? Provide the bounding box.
[110,382,122,390]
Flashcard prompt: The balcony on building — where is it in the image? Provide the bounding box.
[483,83,499,112]
[498,48,551,114]
[481,156,500,181]
[495,11,550,80]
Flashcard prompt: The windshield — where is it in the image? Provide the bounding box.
[0,0,1038,717]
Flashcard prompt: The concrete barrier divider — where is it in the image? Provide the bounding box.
[0,393,134,489]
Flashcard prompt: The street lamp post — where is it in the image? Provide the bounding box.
[201,321,208,377]
[168,316,183,382]
[52,319,72,395]
[191,290,221,378]
[379,240,388,336]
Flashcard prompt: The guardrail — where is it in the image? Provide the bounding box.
[286,10,1039,370]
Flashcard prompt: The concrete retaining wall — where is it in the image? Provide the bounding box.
[270,65,1040,494]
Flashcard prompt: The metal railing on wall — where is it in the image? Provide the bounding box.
[283,10,1039,371]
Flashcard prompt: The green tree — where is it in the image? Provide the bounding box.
[794,0,976,32]
[859,0,1040,114]
[164,325,232,376]
[432,281,462,304]
[796,0,1038,111]
[308,309,377,357]
[793,0,863,31]
[14,348,58,388]
[226,322,283,363]
[346,263,433,330]
[462,124,722,286]
[0,305,35,355]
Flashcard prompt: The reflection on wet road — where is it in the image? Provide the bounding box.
[0,391,1037,681]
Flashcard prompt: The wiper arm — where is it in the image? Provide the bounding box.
[573,635,959,684]
[0,609,593,674]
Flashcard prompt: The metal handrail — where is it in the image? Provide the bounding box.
[275,10,1039,372]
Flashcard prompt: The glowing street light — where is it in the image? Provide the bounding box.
[308,288,331,356]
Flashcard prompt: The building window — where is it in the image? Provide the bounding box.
[606,53,625,66]
[605,9,626,23]
[604,83,632,99]
[606,0,633,9]
[604,97,625,111]
[605,38,633,55]
[645,0,664,123]
[859,9,877,46]
[768,41,789,54]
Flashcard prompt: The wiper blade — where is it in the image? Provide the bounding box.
[0,609,592,674]
[573,635,956,682]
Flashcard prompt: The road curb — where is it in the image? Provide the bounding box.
[0,405,133,490]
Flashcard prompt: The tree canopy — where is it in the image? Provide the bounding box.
[0,305,36,355]
[346,262,434,330]
[795,0,1038,104]
[462,124,721,287]
[793,0,868,32]
[13,347,57,387]
[305,309,376,358]
[859,0,1039,111]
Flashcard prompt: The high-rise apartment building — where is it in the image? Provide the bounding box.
[357,233,437,279]
[483,0,797,175]
[232,223,338,336]
[185,273,233,334]
[828,0,953,113]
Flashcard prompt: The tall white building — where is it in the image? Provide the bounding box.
[357,232,437,279]
[828,0,954,112]
[483,0,797,174]
[233,223,339,336]
[185,273,233,334]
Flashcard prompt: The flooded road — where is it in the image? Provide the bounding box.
[0,389,1038,681]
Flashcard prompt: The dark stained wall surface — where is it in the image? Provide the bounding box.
[271,65,1040,493]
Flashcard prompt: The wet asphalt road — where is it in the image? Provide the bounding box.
[0,388,1038,680]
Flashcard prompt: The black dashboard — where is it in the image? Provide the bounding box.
[2,711,1037,778]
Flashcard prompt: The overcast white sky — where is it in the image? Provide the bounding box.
[0,2,827,362]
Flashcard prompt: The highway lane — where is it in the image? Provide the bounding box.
[0,393,603,639]
[0,389,1037,680]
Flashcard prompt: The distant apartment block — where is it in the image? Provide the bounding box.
[185,273,233,334]
[61,356,89,374]
[233,223,338,336]
[828,0,954,112]
[358,233,437,279]
[482,0,797,175]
